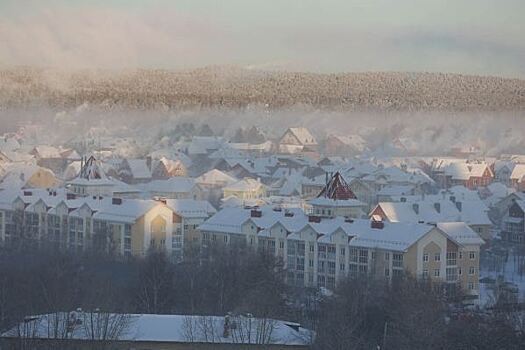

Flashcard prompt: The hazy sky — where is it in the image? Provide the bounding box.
[1,0,524,77]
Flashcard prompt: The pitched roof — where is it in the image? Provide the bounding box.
[223,178,264,192]
[283,127,317,146]
[437,222,485,246]
[317,172,357,200]
[166,199,216,218]
[195,169,237,186]
[376,199,491,226]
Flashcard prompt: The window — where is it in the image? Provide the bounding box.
[296,257,305,271]
[384,252,390,261]
[432,269,440,277]
[468,282,475,290]
[423,253,429,262]
[422,269,428,278]
[459,251,463,259]
[309,259,314,268]
[446,251,457,266]
[392,253,403,268]
[458,267,462,275]
[469,267,476,275]
[359,249,368,264]
[340,263,345,271]
[469,251,476,260]
[223,235,228,243]
[328,261,336,275]
[349,248,358,263]
[279,241,284,249]
[446,267,458,282]
[434,253,441,262]
[309,244,315,253]
[385,268,390,277]
[340,247,345,256]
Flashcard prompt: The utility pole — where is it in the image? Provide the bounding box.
[381,321,388,350]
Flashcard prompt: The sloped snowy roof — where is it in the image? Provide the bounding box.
[166,199,216,218]
[140,177,196,194]
[0,164,57,189]
[125,159,152,179]
[510,164,525,181]
[286,127,317,145]
[195,169,237,186]
[437,222,485,246]
[224,178,264,192]
[2,312,312,346]
[376,199,491,226]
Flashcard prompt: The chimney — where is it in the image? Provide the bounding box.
[112,197,122,205]
[434,202,441,213]
[412,203,419,215]
[146,156,152,170]
[154,196,167,204]
[455,201,462,212]
[371,220,384,229]
[223,315,231,338]
[400,197,407,202]
[284,211,294,217]
[308,215,321,223]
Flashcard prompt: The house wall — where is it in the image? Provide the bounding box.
[27,170,59,188]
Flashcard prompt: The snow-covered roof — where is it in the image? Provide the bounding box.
[195,169,237,186]
[166,199,216,218]
[140,177,196,194]
[199,206,448,252]
[444,162,492,180]
[125,159,152,179]
[0,163,57,189]
[376,199,491,226]
[2,312,312,346]
[329,134,366,151]
[224,178,264,192]
[510,164,525,181]
[437,222,485,246]
[285,127,317,146]
[308,197,365,208]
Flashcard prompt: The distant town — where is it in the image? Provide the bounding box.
[0,120,524,348]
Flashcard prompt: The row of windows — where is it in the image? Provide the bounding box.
[423,251,476,263]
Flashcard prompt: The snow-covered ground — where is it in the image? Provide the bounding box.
[479,241,525,307]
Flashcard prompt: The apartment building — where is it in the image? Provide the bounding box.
[0,189,213,258]
[198,206,484,297]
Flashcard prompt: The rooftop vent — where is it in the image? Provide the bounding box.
[112,197,122,205]
[308,215,321,223]
[23,191,32,196]
[434,202,441,213]
[250,209,262,218]
[455,201,462,212]
[412,203,419,215]
[371,220,384,229]
[284,211,294,217]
